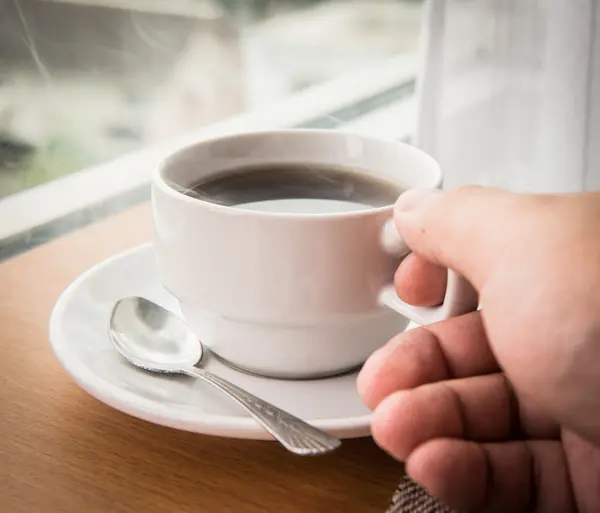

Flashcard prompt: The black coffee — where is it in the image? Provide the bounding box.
[178,163,403,214]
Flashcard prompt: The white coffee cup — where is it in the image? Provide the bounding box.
[152,129,478,379]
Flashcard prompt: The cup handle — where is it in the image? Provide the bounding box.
[378,218,479,325]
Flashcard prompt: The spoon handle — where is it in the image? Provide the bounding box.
[183,367,341,455]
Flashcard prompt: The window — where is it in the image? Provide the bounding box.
[0,0,425,258]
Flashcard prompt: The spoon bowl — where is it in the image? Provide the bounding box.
[109,297,201,372]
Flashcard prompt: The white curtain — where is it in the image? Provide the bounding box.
[416,0,600,193]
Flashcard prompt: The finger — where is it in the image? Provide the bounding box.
[407,439,575,513]
[372,372,559,458]
[394,187,535,290]
[358,312,499,410]
[394,253,447,307]
[371,374,519,460]
[562,431,600,513]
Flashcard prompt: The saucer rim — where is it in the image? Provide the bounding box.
[49,243,372,440]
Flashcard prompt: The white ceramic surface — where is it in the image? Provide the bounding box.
[152,129,478,379]
[49,243,373,440]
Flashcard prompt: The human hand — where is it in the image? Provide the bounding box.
[358,187,600,512]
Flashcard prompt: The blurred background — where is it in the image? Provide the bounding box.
[0,0,424,198]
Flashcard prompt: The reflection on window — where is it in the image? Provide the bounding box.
[0,0,424,198]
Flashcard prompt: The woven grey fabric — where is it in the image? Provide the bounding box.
[387,475,457,513]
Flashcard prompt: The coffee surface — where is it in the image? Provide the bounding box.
[178,163,403,213]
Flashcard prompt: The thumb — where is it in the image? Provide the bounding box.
[394,186,526,290]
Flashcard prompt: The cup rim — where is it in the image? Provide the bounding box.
[153,128,442,220]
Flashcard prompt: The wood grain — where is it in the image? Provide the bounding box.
[0,204,402,513]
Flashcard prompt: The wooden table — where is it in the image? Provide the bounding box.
[0,204,402,513]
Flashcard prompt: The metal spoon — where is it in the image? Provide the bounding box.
[108,296,342,456]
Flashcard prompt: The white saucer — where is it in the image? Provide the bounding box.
[49,243,372,440]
